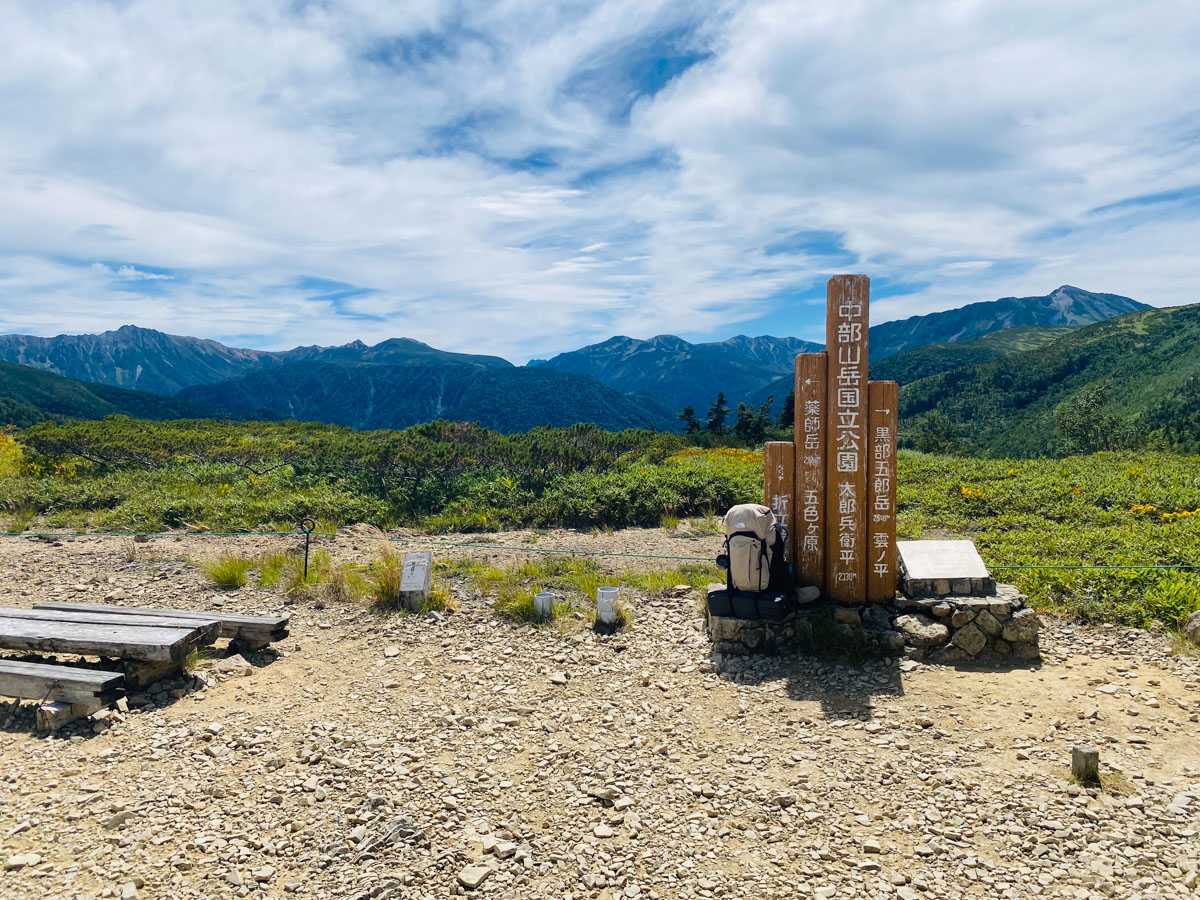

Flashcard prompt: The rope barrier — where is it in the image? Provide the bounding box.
[0,528,1196,570]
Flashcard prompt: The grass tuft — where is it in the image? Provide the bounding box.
[3,505,36,533]
[201,555,251,589]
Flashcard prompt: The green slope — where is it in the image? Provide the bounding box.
[0,360,262,426]
[871,326,1074,385]
[899,304,1200,456]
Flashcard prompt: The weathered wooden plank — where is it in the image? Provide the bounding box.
[2,606,221,637]
[794,352,828,592]
[0,617,206,662]
[33,602,288,640]
[0,659,124,704]
[867,380,899,603]
[824,275,870,603]
[763,441,796,570]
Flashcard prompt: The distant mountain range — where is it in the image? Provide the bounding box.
[530,334,823,413]
[0,327,674,432]
[867,285,1148,359]
[537,286,1147,413]
[0,284,1161,437]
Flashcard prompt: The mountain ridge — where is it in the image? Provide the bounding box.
[868,285,1148,360]
[0,284,1153,434]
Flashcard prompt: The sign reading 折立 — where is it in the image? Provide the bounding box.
[825,275,870,603]
[763,441,796,564]
[793,352,827,589]
[768,275,898,604]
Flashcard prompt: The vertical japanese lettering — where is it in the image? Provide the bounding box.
[824,275,869,603]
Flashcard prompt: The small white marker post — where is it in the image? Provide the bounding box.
[596,587,620,626]
[399,551,432,612]
[533,592,556,620]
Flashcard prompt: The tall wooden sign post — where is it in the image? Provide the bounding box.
[793,352,826,589]
[763,442,796,565]
[867,381,898,602]
[775,274,898,605]
[825,275,870,603]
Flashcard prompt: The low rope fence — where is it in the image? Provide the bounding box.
[1,528,1197,570]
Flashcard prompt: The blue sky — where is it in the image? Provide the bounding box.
[1,1,1198,362]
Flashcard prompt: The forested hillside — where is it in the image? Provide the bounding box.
[871,326,1073,385]
[178,360,678,433]
[0,360,257,427]
[900,303,1200,455]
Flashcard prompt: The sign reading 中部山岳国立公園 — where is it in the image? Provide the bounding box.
[775,275,897,604]
[825,275,870,603]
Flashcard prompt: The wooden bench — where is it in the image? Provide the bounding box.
[0,658,125,731]
[0,608,219,662]
[33,602,290,651]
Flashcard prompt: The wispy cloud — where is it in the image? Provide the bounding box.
[1,0,1198,361]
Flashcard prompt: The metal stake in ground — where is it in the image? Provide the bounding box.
[299,518,316,581]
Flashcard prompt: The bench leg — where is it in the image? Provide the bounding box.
[37,700,102,731]
[120,658,182,690]
[229,637,271,653]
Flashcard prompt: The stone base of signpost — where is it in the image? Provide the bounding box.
[704,584,1039,664]
[894,584,1040,664]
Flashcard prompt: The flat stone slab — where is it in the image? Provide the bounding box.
[898,540,989,580]
[897,540,996,597]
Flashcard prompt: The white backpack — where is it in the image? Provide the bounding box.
[721,503,779,592]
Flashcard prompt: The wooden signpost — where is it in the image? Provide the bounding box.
[793,352,827,588]
[825,275,870,603]
[867,380,898,602]
[774,274,898,605]
[763,441,796,565]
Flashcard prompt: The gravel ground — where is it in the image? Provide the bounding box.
[0,532,1198,900]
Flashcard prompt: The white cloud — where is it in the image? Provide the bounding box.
[0,0,1198,362]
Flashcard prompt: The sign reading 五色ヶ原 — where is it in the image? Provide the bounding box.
[775,275,897,604]
[794,352,827,589]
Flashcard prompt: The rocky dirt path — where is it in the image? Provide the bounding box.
[0,533,1198,900]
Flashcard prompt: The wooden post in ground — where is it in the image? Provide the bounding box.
[1072,745,1100,784]
[824,275,870,603]
[794,352,827,591]
[763,441,796,568]
[867,380,899,602]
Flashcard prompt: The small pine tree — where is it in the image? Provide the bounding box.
[677,405,701,434]
[705,392,730,435]
[777,391,794,430]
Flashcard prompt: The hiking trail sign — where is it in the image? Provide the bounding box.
[763,274,898,605]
